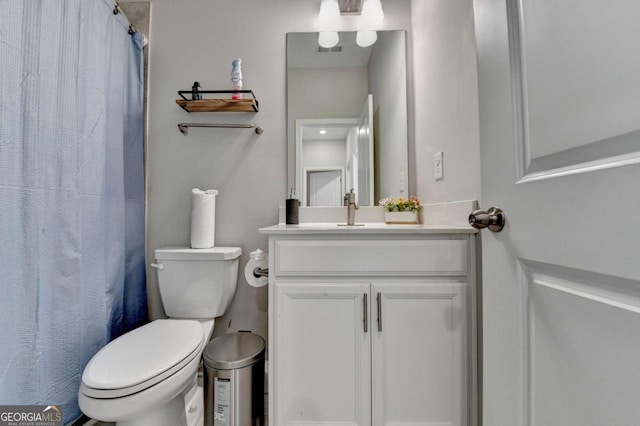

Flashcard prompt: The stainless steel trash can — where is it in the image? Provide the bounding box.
[203,332,266,426]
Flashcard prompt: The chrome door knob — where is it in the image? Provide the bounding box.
[469,207,506,232]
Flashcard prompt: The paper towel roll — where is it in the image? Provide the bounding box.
[190,188,218,249]
[245,248,268,288]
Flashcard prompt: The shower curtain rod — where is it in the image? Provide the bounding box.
[112,0,144,38]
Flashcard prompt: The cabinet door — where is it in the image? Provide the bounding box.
[372,282,467,426]
[275,282,371,426]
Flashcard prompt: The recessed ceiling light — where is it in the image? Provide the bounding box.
[319,129,327,135]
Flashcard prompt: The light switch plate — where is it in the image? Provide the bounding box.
[434,151,444,180]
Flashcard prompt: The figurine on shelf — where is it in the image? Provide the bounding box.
[191,81,202,100]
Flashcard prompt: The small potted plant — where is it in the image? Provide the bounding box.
[379,196,421,224]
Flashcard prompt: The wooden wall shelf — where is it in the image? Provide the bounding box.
[176,89,259,112]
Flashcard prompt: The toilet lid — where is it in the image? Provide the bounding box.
[81,319,203,398]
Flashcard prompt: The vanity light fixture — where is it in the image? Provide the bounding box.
[318,0,341,48]
[318,0,384,48]
[318,31,339,48]
[360,0,384,22]
[319,129,327,135]
[356,0,384,47]
[356,30,377,47]
[338,0,363,15]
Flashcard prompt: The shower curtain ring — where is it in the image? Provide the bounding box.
[113,6,119,15]
[128,25,134,35]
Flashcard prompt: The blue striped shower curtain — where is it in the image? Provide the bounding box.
[0,0,147,422]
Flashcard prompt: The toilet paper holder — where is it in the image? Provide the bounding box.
[253,267,268,278]
[248,248,268,281]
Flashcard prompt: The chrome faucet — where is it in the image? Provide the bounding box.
[344,188,359,226]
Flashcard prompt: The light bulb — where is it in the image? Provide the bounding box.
[318,31,339,48]
[361,0,384,26]
[356,30,377,47]
[319,0,340,25]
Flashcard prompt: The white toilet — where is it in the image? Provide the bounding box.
[78,246,242,426]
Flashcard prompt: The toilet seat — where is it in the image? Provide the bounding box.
[81,319,204,399]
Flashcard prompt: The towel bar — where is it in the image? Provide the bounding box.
[177,122,264,135]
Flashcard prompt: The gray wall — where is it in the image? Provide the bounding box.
[368,31,409,201]
[143,0,412,341]
[131,0,481,342]
[411,0,481,204]
[303,139,347,168]
[287,66,368,185]
[288,66,369,122]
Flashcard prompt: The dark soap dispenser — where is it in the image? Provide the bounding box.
[285,188,300,225]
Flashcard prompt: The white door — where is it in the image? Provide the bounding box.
[474,1,640,425]
[274,282,371,426]
[307,169,342,206]
[372,282,467,426]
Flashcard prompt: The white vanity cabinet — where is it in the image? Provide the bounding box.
[259,226,477,426]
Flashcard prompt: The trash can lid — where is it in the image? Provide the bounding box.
[203,332,265,370]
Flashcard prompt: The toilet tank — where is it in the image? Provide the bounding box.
[154,246,242,319]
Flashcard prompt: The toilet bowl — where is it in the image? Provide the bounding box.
[78,246,242,426]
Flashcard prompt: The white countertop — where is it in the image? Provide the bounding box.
[264,200,480,234]
[259,223,478,235]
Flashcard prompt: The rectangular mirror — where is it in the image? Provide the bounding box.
[287,31,409,206]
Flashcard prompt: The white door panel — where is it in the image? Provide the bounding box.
[524,261,640,425]
[274,283,371,426]
[506,0,640,181]
[474,0,640,425]
[372,282,467,426]
[308,169,342,206]
[521,0,640,156]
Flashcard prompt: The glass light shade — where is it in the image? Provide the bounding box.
[356,30,378,47]
[319,0,340,25]
[361,0,384,26]
[318,31,339,48]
